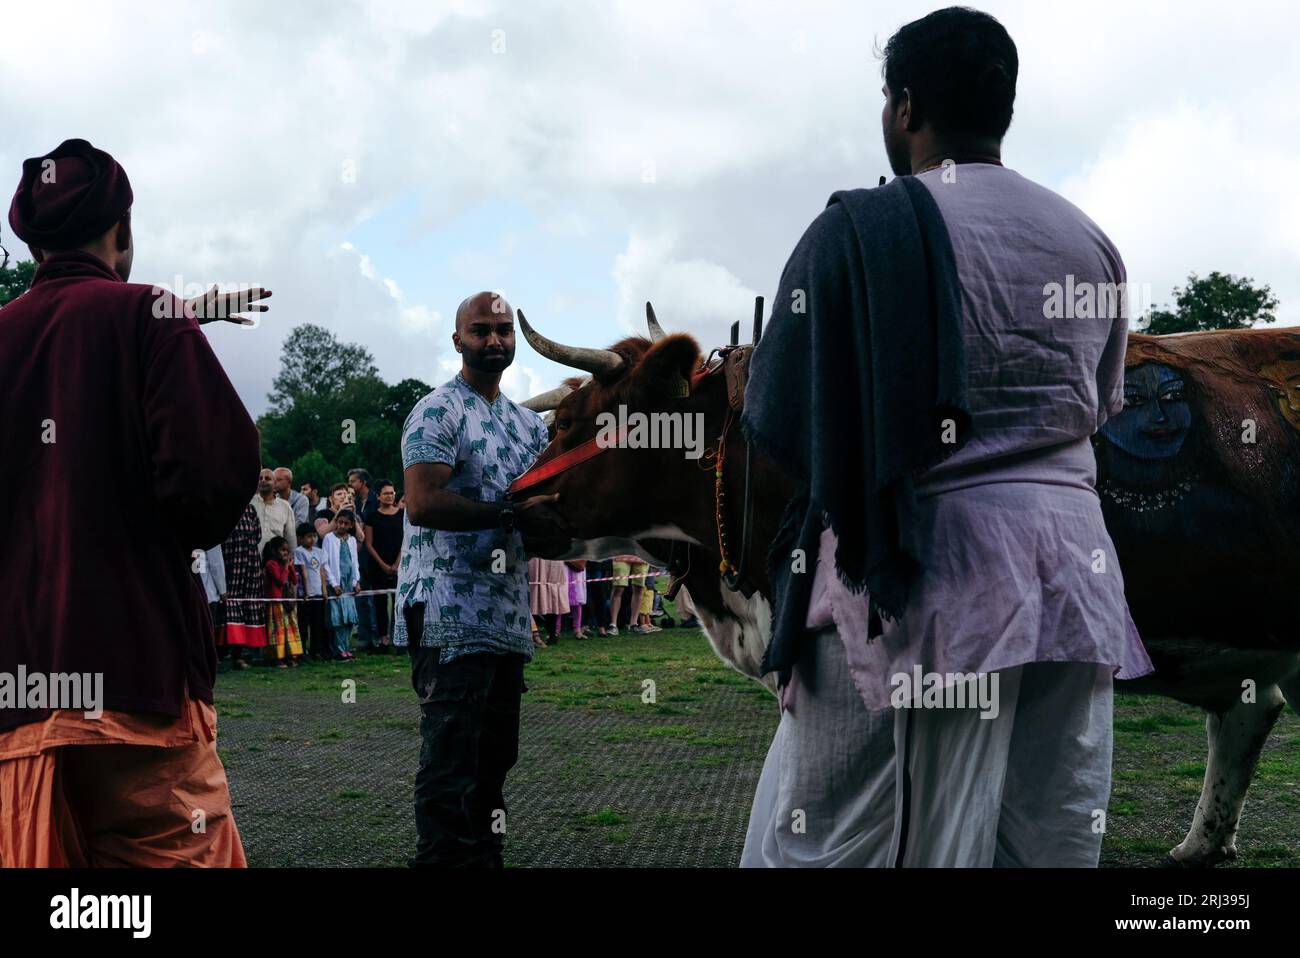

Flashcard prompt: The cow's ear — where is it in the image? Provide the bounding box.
[634,334,701,399]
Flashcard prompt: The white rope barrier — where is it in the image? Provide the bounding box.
[218,571,668,604]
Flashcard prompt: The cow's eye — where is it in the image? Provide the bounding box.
[1159,387,1184,403]
[1123,394,1143,408]
[556,417,572,431]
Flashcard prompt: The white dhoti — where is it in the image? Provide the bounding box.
[674,585,699,620]
[741,630,1114,867]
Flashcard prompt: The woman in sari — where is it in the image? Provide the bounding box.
[218,501,268,669]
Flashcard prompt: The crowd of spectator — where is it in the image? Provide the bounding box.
[198,466,403,666]
[525,556,701,648]
[198,467,702,667]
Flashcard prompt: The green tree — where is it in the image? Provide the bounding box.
[268,323,378,407]
[382,377,434,427]
[0,258,37,308]
[259,328,420,493]
[290,450,344,491]
[1139,271,1279,334]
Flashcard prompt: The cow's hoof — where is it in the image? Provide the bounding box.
[1166,843,1237,868]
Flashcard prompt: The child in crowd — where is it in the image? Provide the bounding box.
[565,559,588,639]
[263,536,303,668]
[294,523,330,661]
[324,509,360,661]
[607,554,639,636]
[636,566,662,633]
[528,557,569,646]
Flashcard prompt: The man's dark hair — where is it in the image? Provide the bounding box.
[882,6,1018,139]
[376,479,395,493]
[347,468,371,487]
[301,480,320,495]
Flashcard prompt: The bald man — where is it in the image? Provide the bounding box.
[395,291,568,867]
[253,467,297,553]
[274,466,311,527]
[0,138,268,866]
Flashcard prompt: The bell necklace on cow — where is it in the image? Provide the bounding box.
[1099,477,1196,513]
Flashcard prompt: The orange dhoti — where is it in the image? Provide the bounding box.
[0,693,246,868]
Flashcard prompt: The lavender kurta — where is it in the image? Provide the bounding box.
[807,164,1153,711]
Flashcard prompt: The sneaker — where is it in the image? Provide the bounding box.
[607,626,618,636]
[629,625,649,635]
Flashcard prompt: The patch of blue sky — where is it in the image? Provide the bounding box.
[345,194,629,375]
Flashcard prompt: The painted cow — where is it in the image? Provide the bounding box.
[517,309,1300,867]
[1095,328,1300,864]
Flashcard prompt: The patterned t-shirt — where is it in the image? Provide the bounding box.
[391,373,550,660]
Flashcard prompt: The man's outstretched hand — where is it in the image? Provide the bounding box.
[187,285,273,326]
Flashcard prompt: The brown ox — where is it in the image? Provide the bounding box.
[516,309,1300,867]
[514,309,793,691]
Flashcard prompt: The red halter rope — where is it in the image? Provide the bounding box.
[506,347,755,596]
[507,361,720,496]
[508,433,612,495]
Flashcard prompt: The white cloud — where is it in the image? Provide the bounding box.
[1061,104,1300,326]
[501,361,547,403]
[3,0,1297,419]
[613,234,759,348]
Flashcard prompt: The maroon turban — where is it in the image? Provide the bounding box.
[7,138,133,250]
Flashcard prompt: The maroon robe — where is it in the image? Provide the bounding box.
[0,251,260,731]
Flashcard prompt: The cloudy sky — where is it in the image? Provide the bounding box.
[3,0,1297,416]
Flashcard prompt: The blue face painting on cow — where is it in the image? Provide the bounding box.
[1100,363,1192,462]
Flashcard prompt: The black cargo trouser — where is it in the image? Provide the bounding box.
[405,602,525,868]
[373,569,398,639]
[301,597,330,659]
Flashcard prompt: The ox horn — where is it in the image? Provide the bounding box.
[517,309,625,377]
[520,384,574,413]
[646,301,667,342]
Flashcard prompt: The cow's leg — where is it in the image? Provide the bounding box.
[1169,685,1284,866]
[1279,669,1300,716]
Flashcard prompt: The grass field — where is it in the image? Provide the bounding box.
[214,628,1300,867]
